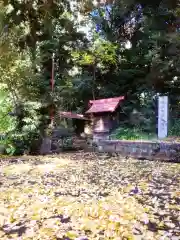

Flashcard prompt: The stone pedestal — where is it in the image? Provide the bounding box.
[40,137,52,155]
[93,132,110,143]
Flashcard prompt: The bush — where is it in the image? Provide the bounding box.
[0,130,42,156]
[3,101,47,155]
[169,118,180,136]
[0,134,27,156]
[110,127,156,140]
[0,137,16,155]
[0,89,16,134]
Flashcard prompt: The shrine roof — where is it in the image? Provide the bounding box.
[86,96,124,114]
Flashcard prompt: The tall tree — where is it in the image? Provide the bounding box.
[71,0,180,130]
[0,1,87,152]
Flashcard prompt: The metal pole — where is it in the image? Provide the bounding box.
[50,53,55,125]
[51,53,55,92]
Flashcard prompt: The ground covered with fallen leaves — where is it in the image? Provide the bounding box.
[0,152,180,240]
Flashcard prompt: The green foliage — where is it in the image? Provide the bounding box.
[0,88,16,133]
[111,127,157,140]
[0,1,87,154]
[169,119,180,137]
[0,137,16,155]
[0,0,180,154]
[0,99,44,155]
[10,101,45,155]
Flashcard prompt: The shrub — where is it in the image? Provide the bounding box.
[169,118,180,136]
[4,101,46,155]
[0,137,16,155]
[110,127,156,140]
[0,133,29,156]
[0,89,16,133]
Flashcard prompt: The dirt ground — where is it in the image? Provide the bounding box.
[0,152,179,240]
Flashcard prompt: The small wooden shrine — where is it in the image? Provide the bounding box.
[85,96,125,142]
[59,111,88,136]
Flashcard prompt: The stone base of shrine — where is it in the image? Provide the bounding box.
[97,140,180,162]
[93,132,110,143]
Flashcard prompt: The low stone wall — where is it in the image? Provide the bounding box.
[97,140,180,161]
